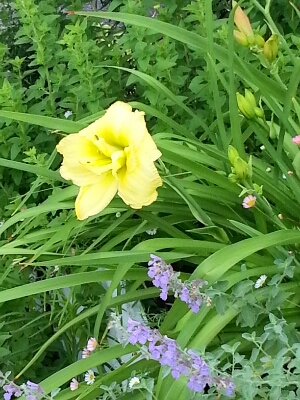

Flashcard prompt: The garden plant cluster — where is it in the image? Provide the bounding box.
[0,0,300,399]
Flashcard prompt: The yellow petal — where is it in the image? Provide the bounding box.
[117,158,162,209]
[79,102,152,152]
[60,164,102,186]
[75,173,118,220]
[57,133,112,184]
[57,134,100,164]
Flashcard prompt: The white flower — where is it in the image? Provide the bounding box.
[0,220,4,228]
[84,370,95,385]
[70,378,78,391]
[129,377,140,389]
[146,228,157,236]
[64,110,73,118]
[254,274,267,289]
[265,167,271,172]
[82,347,90,359]
[116,212,121,218]
[86,337,98,352]
[282,174,287,179]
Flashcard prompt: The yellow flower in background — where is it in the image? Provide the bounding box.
[56,102,162,220]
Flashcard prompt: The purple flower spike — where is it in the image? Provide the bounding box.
[3,383,22,400]
[148,255,208,313]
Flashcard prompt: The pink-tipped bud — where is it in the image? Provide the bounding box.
[233,1,254,37]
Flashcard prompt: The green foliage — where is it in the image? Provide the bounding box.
[0,0,300,399]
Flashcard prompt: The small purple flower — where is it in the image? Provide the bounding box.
[3,383,22,400]
[148,254,162,266]
[225,381,235,396]
[148,342,164,360]
[180,286,189,302]
[127,318,151,345]
[26,381,44,393]
[187,375,206,393]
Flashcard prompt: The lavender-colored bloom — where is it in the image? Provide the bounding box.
[148,254,162,266]
[188,349,210,376]
[160,289,168,301]
[148,255,208,313]
[127,318,151,345]
[190,298,201,313]
[26,381,44,394]
[110,315,232,397]
[187,375,207,393]
[225,381,235,396]
[3,383,22,400]
[171,362,189,379]
[148,342,165,360]
[180,286,189,302]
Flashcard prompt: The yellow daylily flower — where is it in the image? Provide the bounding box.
[56,101,162,220]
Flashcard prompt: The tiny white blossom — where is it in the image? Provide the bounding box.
[0,220,4,227]
[282,174,286,179]
[254,275,267,289]
[129,377,140,389]
[116,212,121,218]
[84,370,95,385]
[266,167,271,173]
[70,378,78,391]
[146,228,157,236]
[64,110,73,118]
[86,337,98,352]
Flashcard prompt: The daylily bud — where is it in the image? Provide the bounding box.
[228,145,240,166]
[234,30,249,46]
[232,1,253,37]
[254,34,265,48]
[228,173,238,183]
[244,89,256,109]
[254,106,264,119]
[263,34,279,63]
[234,156,249,179]
[236,92,256,119]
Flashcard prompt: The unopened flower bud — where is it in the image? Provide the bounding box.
[234,156,249,179]
[234,30,249,46]
[263,34,279,63]
[244,89,256,109]
[233,1,253,37]
[254,34,265,48]
[236,92,256,119]
[254,106,264,118]
[228,145,240,166]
